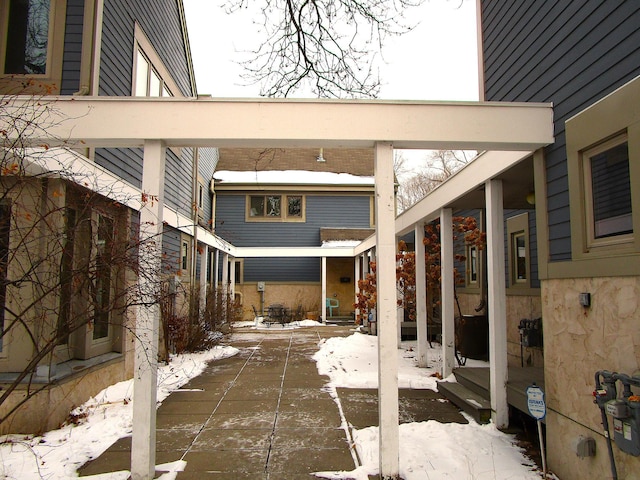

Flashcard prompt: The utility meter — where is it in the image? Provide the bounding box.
[609,398,640,456]
[257,282,265,292]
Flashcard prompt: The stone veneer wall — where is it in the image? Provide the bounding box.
[0,358,128,435]
[543,277,640,479]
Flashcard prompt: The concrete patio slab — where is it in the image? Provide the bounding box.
[78,325,467,479]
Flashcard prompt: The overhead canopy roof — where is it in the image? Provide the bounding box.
[6,96,553,150]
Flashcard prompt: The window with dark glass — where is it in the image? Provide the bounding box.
[288,196,302,217]
[181,240,189,272]
[589,141,632,239]
[512,232,527,283]
[250,195,281,217]
[468,244,478,284]
[5,0,50,74]
[93,214,113,341]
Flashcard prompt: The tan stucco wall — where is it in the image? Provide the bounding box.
[456,291,542,367]
[235,283,322,321]
[0,358,128,435]
[543,277,640,479]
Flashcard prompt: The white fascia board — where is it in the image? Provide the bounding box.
[19,147,142,210]
[6,96,554,151]
[395,150,532,236]
[235,246,355,258]
[198,228,235,255]
[16,147,234,253]
[353,233,376,255]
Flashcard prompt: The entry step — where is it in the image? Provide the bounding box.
[438,381,491,424]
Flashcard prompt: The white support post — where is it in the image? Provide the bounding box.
[222,253,229,296]
[354,255,361,324]
[212,249,219,311]
[415,223,428,368]
[229,257,236,299]
[486,179,508,428]
[397,276,403,344]
[213,249,219,291]
[440,208,455,378]
[374,142,399,478]
[321,256,327,322]
[131,140,166,480]
[199,244,208,313]
[362,253,370,328]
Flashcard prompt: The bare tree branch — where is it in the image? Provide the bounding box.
[225,0,424,98]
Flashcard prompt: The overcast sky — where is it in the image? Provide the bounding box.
[183,0,479,101]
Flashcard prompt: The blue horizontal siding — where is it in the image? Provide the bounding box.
[482,0,640,262]
[60,0,85,94]
[215,194,372,247]
[244,257,320,282]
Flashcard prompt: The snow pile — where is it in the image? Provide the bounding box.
[233,318,326,329]
[313,332,442,390]
[312,332,544,480]
[213,170,374,186]
[0,346,238,480]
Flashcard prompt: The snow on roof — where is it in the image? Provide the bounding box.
[213,170,375,186]
[321,240,362,248]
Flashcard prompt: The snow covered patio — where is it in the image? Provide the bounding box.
[44,324,541,480]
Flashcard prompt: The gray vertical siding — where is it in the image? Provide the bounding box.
[60,0,85,94]
[482,1,640,262]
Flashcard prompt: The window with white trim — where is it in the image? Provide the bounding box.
[134,48,172,97]
[507,213,530,288]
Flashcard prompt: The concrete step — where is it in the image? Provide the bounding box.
[454,367,490,399]
[324,316,354,325]
[437,381,492,424]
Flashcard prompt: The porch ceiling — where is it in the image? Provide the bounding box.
[395,150,538,237]
[445,155,535,210]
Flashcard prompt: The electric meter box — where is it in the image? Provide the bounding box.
[606,399,630,418]
[257,282,265,292]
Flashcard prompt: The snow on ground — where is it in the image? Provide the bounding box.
[233,318,327,329]
[0,328,544,480]
[0,346,239,480]
[312,332,544,480]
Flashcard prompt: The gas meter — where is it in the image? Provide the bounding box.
[595,371,640,456]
